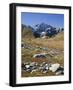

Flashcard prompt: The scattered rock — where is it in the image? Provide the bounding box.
[22,62,64,75]
[49,63,60,72]
[55,66,64,75]
[56,70,64,75]
[33,53,46,58]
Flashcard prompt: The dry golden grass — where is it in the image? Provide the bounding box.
[22,34,64,50]
[21,70,56,77]
[21,32,64,77]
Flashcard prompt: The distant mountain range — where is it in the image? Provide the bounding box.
[22,23,64,38]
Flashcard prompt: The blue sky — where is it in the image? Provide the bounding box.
[21,12,64,28]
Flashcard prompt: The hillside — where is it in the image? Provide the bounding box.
[21,24,64,77]
[22,24,34,38]
[53,32,64,40]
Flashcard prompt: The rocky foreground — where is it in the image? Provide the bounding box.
[22,62,64,76]
[21,43,64,77]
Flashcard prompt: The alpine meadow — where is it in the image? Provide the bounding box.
[21,12,64,77]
